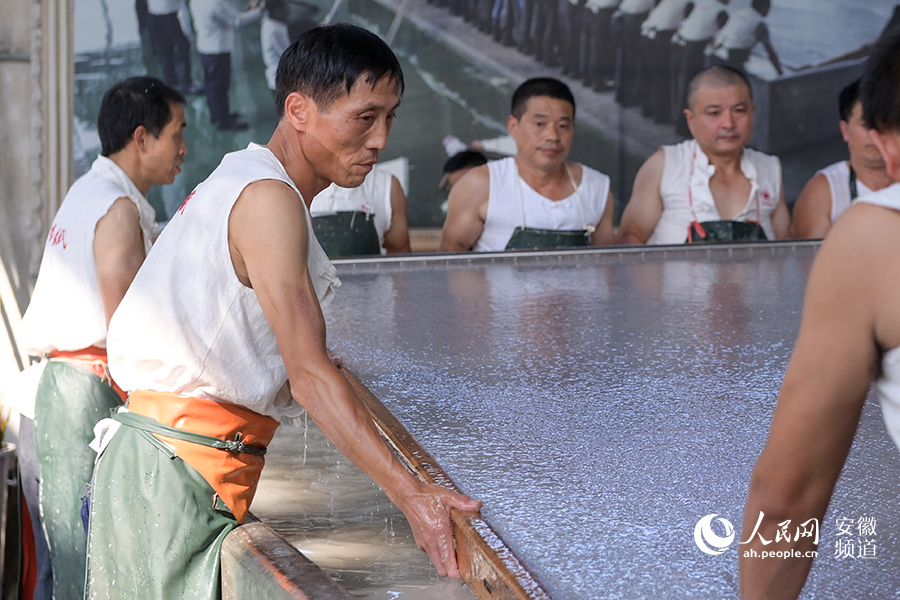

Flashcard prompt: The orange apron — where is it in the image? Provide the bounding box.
[126,390,279,523]
[48,346,127,401]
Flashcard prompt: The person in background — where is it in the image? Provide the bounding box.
[441,150,489,192]
[15,77,186,600]
[531,0,561,65]
[705,0,782,76]
[792,78,892,238]
[613,0,655,108]
[616,65,790,244]
[640,0,691,123]
[557,0,583,76]
[261,0,291,97]
[190,0,263,130]
[310,165,412,256]
[741,29,900,600]
[83,25,479,599]
[441,77,615,251]
[670,0,729,130]
[580,0,620,92]
[146,0,202,95]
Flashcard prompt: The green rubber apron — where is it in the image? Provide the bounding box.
[685,147,768,244]
[505,227,591,249]
[33,360,121,600]
[687,220,768,243]
[83,411,261,600]
[504,163,595,250]
[312,210,381,257]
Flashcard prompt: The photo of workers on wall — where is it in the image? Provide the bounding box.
[74,0,899,230]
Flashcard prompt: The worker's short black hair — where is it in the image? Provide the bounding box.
[510,78,575,120]
[861,28,900,132]
[443,150,488,174]
[275,24,404,118]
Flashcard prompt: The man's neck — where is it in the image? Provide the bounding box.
[849,157,894,193]
[266,127,329,205]
[107,150,150,196]
[702,145,744,176]
[513,155,570,193]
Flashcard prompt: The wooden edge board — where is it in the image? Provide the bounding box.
[340,366,552,600]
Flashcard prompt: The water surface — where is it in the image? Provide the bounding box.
[310,244,900,599]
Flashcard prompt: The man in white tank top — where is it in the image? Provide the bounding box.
[16,77,187,600]
[793,79,893,239]
[742,31,900,598]
[617,65,791,245]
[86,25,479,599]
[440,77,615,252]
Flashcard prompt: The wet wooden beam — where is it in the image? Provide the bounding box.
[221,516,353,600]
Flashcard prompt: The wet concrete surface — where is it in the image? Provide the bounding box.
[259,243,900,599]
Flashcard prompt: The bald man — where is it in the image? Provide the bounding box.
[617,65,790,244]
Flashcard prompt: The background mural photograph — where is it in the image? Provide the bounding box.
[73,0,898,231]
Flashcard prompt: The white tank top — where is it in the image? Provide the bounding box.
[642,0,691,33]
[648,139,782,245]
[710,7,762,51]
[859,184,900,451]
[816,160,872,224]
[310,166,394,255]
[618,0,655,15]
[677,0,726,42]
[107,143,340,423]
[21,156,157,355]
[585,0,619,14]
[147,0,181,15]
[474,157,611,252]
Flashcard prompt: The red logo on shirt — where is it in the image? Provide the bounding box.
[48,225,67,249]
[178,190,196,215]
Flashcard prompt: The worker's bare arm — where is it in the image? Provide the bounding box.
[770,185,792,239]
[382,175,412,254]
[740,204,900,599]
[616,149,665,244]
[229,179,481,577]
[791,173,833,239]
[94,196,146,327]
[590,189,616,245]
[439,165,490,251]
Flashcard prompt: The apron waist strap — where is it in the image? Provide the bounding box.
[112,412,267,455]
[125,390,279,523]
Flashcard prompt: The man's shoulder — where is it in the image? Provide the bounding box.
[574,162,612,185]
[743,145,779,161]
[820,200,900,274]
[742,146,782,173]
[854,182,900,211]
[658,139,694,164]
[812,160,848,182]
[463,162,494,186]
[61,163,133,214]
